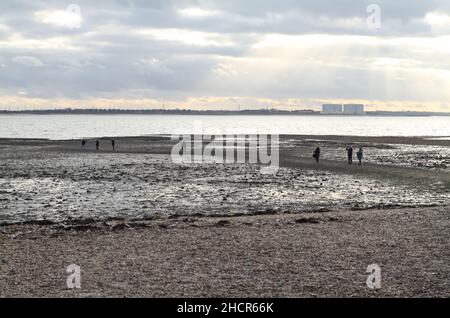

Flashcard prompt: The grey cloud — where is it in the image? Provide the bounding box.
[0,0,449,106]
[2,0,449,36]
[12,56,44,67]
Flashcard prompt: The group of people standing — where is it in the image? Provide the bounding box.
[313,146,364,165]
[81,139,116,151]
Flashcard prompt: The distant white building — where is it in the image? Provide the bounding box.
[343,104,365,115]
[322,104,343,114]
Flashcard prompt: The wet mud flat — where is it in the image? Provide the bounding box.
[0,136,449,297]
[0,136,449,224]
[1,136,450,225]
[282,135,450,171]
[1,206,449,297]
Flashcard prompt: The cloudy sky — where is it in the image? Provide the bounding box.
[1,0,450,111]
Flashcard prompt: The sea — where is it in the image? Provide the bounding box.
[0,114,449,139]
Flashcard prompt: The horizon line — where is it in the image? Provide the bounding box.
[1,108,450,115]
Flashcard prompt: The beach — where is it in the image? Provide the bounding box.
[1,206,449,297]
[0,135,449,297]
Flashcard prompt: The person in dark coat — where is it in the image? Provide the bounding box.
[96,140,99,151]
[313,147,321,163]
[357,147,363,165]
[111,139,116,151]
[346,146,353,164]
[81,139,86,149]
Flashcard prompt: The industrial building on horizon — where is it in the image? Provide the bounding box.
[343,104,365,114]
[322,103,365,115]
[321,104,343,114]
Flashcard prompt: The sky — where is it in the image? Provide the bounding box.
[0,0,450,111]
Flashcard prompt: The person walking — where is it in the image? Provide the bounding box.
[346,146,353,164]
[111,139,116,151]
[313,147,321,163]
[96,140,99,151]
[81,139,86,149]
[357,147,363,165]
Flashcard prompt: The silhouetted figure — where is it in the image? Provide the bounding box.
[81,139,86,149]
[111,139,115,151]
[313,147,321,163]
[346,146,353,164]
[96,140,99,151]
[357,147,363,165]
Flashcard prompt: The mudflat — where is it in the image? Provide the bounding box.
[0,135,449,297]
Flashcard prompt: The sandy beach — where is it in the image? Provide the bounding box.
[1,135,449,297]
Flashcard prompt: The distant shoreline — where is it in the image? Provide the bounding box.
[1,109,449,116]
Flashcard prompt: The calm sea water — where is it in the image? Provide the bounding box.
[0,114,449,139]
